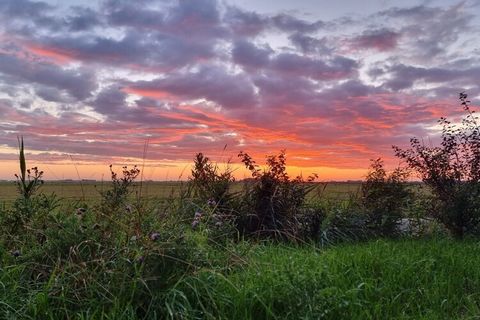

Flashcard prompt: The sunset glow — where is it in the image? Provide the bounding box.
[1,0,479,180]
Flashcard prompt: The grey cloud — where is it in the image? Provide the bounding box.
[67,6,103,31]
[231,40,272,69]
[379,3,473,60]
[35,87,74,103]
[382,64,480,91]
[91,86,128,116]
[129,65,258,109]
[350,28,400,51]
[0,53,96,100]
[41,30,215,70]
[224,6,268,36]
[225,5,324,36]
[0,0,52,18]
[271,13,324,33]
[105,0,227,39]
[270,53,357,80]
[288,33,331,54]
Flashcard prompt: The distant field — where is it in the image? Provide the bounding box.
[0,181,183,204]
[0,181,361,204]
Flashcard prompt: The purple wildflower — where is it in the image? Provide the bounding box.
[207,198,217,207]
[192,219,200,230]
[150,232,161,241]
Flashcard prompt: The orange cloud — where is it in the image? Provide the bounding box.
[25,43,76,64]
[123,87,176,100]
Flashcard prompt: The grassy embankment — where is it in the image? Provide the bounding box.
[2,238,480,319]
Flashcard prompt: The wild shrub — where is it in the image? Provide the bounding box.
[237,150,318,239]
[394,92,480,238]
[188,153,238,242]
[190,152,236,208]
[98,164,140,215]
[360,158,413,237]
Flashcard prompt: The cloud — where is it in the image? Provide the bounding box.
[380,63,480,92]
[378,3,474,61]
[66,6,103,32]
[224,6,268,36]
[350,28,400,52]
[288,33,331,54]
[0,52,96,101]
[269,53,357,80]
[231,39,272,68]
[126,65,258,109]
[271,13,324,33]
[0,0,52,18]
[0,0,479,177]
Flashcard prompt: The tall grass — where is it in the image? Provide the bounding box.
[166,238,480,319]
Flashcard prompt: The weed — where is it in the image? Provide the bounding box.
[14,137,44,200]
[98,165,140,215]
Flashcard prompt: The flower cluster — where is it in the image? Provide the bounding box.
[207,198,217,207]
[212,214,223,227]
[150,232,160,241]
[192,211,202,229]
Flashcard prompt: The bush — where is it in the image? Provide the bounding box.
[237,150,318,239]
[187,153,239,243]
[394,92,480,238]
[190,153,236,207]
[360,158,413,237]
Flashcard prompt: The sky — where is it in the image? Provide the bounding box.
[0,0,480,181]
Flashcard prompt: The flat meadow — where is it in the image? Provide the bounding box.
[0,180,362,205]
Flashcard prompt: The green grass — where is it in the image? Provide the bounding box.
[3,233,480,319]
[166,238,480,320]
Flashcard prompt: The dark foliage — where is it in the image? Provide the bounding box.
[237,150,318,239]
[190,152,236,209]
[360,158,412,237]
[394,93,480,238]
